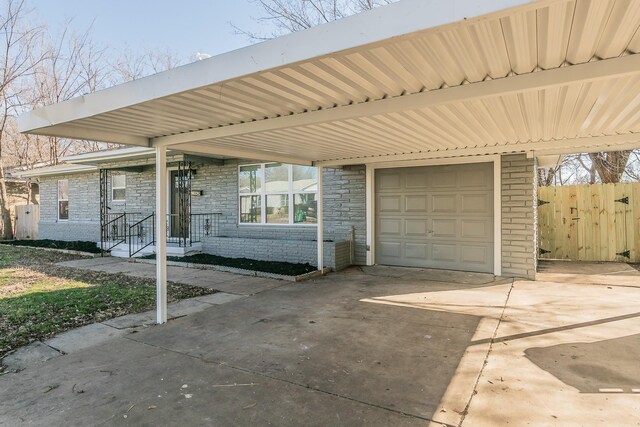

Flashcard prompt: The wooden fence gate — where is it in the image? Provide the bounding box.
[15,204,39,240]
[538,184,640,262]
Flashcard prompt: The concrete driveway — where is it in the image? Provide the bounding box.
[1,262,639,426]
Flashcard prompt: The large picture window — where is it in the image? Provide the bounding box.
[112,175,126,201]
[58,179,69,220]
[239,163,317,225]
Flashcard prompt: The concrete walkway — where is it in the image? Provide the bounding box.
[1,291,246,372]
[1,262,639,426]
[57,257,286,295]
[3,257,277,373]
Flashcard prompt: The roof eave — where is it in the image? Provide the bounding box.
[17,0,535,140]
[15,164,98,178]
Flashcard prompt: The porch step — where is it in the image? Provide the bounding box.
[99,242,202,258]
[111,248,154,258]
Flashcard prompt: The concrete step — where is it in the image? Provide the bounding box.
[111,249,154,258]
[107,242,202,258]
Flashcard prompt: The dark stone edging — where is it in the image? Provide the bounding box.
[128,257,331,281]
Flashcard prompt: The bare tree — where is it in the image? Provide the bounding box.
[623,151,640,181]
[588,151,632,184]
[233,0,396,41]
[538,167,558,187]
[537,150,640,186]
[0,1,190,239]
[0,0,47,239]
[0,4,116,238]
[29,22,113,163]
[575,155,596,184]
[111,47,184,83]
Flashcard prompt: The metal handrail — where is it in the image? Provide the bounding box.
[129,213,155,257]
[100,213,126,253]
[102,212,222,257]
[190,213,221,243]
[166,212,221,246]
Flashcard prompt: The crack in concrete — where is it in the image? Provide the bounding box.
[125,335,452,425]
[457,278,515,427]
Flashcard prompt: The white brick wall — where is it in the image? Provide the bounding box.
[37,161,367,267]
[38,155,538,278]
[501,154,537,279]
[39,172,101,241]
[201,237,352,270]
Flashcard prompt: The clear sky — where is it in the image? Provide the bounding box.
[29,0,276,61]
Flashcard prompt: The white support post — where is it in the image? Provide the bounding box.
[365,164,374,266]
[317,165,324,272]
[156,146,168,324]
[493,156,502,277]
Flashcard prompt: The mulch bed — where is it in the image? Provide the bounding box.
[142,253,316,276]
[0,239,102,254]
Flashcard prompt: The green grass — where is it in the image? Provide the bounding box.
[0,239,102,254]
[142,253,317,276]
[0,246,213,360]
[1,281,152,353]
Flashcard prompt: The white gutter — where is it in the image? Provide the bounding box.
[15,164,97,178]
[62,147,154,163]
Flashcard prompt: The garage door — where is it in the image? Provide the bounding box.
[375,163,494,273]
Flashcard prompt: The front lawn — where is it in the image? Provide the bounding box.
[0,246,213,361]
[142,253,317,276]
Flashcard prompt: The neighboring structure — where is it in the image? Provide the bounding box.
[1,168,39,238]
[18,0,640,322]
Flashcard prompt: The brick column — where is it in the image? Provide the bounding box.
[501,154,537,279]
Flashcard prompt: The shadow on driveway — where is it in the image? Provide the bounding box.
[525,333,640,394]
[0,266,500,426]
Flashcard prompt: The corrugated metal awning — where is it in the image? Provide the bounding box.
[18,0,640,165]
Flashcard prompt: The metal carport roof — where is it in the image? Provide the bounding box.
[18,0,640,166]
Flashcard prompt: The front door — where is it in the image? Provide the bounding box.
[169,170,188,238]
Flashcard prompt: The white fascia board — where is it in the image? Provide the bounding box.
[528,134,640,156]
[18,0,535,136]
[316,133,640,166]
[15,164,97,178]
[24,123,150,146]
[62,147,155,163]
[63,146,203,165]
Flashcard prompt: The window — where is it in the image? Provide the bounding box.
[112,175,126,201]
[239,163,317,225]
[239,165,262,223]
[58,179,69,220]
[292,165,317,224]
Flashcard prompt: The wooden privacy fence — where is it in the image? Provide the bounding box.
[538,183,640,262]
[14,204,39,240]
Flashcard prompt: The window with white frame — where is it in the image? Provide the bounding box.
[239,163,317,225]
[58,179,69,220]
[112,175,126,201]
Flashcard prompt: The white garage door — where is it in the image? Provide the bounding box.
[375,163,494,273]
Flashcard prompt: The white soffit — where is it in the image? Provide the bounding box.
[18,0,640,164]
